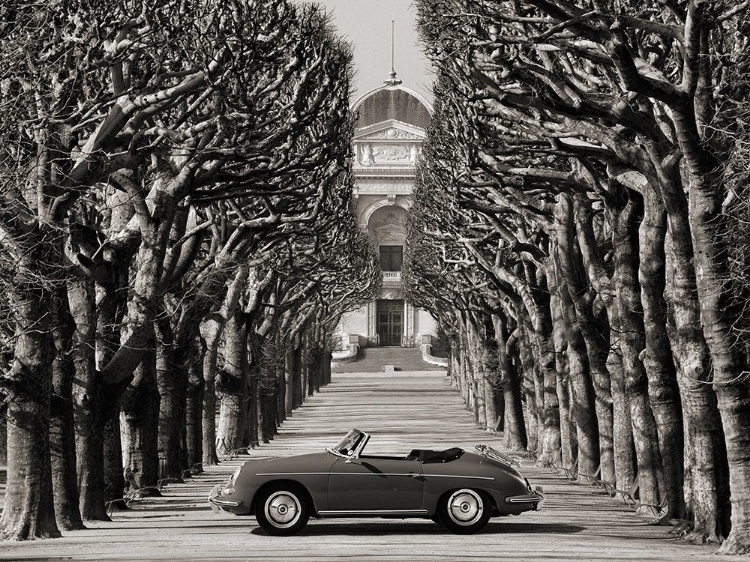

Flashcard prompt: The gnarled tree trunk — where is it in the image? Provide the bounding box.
[156,318,189,479]
[120,338,159,486]
[559,284,599,481]
[69,275,110,521]
[533,272,561,464]
[217,310,248,450]
[685,159,749,552]
[0,278,60,540]
[495,316,527,451]
[571,195,615,487]
[50,290,84,530]
[549,273,575,469]
[612,191,662,508]
[199,266,248,465]
[516,317,543,455]
[185,336,205,468]
[658,155,728,536]
[639,187,684,519]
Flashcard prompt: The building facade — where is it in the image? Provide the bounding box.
[338,72,438,348]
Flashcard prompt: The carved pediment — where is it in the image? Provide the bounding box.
[361,128,422,141]
[353,120,425,168]
[353,119,427,141]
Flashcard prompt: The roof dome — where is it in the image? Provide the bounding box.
[352,72,432,130]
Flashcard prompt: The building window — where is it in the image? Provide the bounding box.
[379,245,403,272]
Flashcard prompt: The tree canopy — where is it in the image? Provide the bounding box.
[408,0,750,554]
[0,0,378,540]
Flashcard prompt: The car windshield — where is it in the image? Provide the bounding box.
[329,429,365,456]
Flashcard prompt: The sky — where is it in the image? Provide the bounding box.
[310,0,434,101]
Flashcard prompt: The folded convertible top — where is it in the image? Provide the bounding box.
[407,447,464,463]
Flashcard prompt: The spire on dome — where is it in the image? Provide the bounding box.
[384,20,402,86]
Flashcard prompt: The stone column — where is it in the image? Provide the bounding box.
[404,301,413,347]
[367,301,377,346]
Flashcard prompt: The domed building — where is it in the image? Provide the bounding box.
[338,71,438,349]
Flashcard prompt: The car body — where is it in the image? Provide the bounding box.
[209,429,544,535]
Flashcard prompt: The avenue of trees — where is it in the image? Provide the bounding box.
[407,0,750,555]
[0,0,379,541]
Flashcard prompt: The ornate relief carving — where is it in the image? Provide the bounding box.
[410,145,420,164]
[360,143,372,165]
[372,145,410,161]
[360,127,423,140]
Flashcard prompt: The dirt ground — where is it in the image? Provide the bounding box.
[0,370,735,561]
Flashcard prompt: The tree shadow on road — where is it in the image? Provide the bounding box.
[485,521,585,534]
[251,521,584,536]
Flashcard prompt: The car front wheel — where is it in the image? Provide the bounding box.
[437,488,491,534]
[255,485,310,536]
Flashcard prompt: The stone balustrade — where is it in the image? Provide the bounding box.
[383,271,401,284]
[332,334,360,363]
[419,335,449,367]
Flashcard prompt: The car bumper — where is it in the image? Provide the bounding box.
[208,484,251,515]
[505,485,545,511]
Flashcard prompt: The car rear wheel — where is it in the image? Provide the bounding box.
[437,488,491,534]
[255,485,310,536]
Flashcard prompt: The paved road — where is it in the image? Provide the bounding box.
[0,370,722,561]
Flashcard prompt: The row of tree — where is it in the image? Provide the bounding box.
[0,0,379,541]
[406,0,750,555]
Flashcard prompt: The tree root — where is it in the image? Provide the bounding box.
[682,529,724,545]
[642,512,673,526]
[717,532,750,555]
[0,524,61,541]
[669,519,693,536]
[668,518,726,546]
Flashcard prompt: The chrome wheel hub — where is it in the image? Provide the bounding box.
[265,491,301,528]
[447,489,483,526]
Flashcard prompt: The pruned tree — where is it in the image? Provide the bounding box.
[0,0,374,540]
[412,0,750,552]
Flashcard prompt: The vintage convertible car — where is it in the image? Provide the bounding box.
[209,429,544,535]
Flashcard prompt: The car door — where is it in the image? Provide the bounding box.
[327,457,424,512]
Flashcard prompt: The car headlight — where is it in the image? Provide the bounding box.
[223,467,242,494]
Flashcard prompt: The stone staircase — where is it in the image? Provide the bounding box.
[333,346,440,372]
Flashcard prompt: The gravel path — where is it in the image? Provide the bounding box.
[0,370,726,561]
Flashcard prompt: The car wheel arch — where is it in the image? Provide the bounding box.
[251,479,318,515]
[434,487,498,514]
